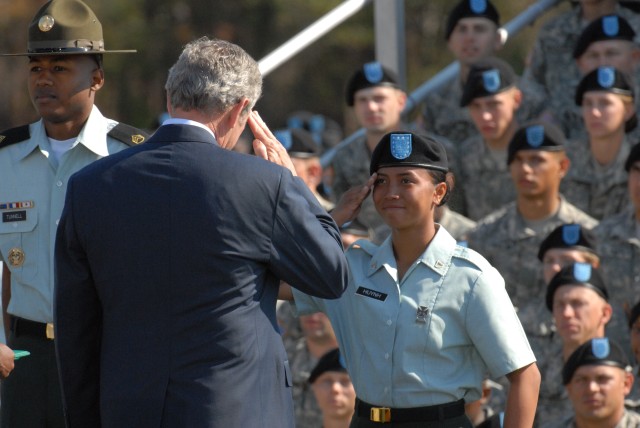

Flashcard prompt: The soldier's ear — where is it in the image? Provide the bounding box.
[90,67,104,92]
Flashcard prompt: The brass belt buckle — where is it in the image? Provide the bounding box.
[370,407,391,423]
[46,323,54,340]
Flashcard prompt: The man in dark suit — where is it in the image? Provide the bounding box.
[53,37,349,428]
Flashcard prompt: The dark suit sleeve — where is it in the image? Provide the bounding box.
[269,173,348,299]
[54,176,102,427]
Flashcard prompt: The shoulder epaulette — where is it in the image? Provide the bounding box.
[349,239,378,255]
[107,123,149,147]
[0,125,30,150]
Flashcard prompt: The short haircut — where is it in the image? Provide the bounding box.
[165,37,262,116]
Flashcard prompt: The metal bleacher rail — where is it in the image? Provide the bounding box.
[257,0,565,167]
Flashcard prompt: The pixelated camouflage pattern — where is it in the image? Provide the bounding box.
[594,207,640,362]
[420,76,545,145]
[522,5,640,141]
[453,134,516,220]
[561,138,631,220]
[437,206,476,241]
[529,334,573,428]
[466,198,598,337]
[551,409,640,428]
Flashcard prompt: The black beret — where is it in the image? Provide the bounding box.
[537,224,597,261]
[445,0,500,40]
[626,142,640,171]
[370,132,449,175]
[345,62,399,106]
[308,348,347,384]
[546,263,608,311]
[275,128,320,158]
[575,66,634,106]
[460,57,517,107]
[629,300,640,329]
[573,14,636,59]
[507,121,566,165]
[562,337,631,384]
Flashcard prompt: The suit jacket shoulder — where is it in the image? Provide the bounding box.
[0,125,30,150]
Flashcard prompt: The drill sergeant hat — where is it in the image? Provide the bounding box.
[573,14,636,59]
[506,121,566,165]
[445,0,500,40]
[1,0,136,56]
[345,62,399,106]
[562,337,631,384]
[537,223,597,261]
[545,263,608,311]
[460,57,517,107]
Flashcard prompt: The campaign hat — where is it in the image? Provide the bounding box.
[1,0,136,57]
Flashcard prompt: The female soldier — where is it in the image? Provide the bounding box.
[292,132,540,427]
[562,66,636,220]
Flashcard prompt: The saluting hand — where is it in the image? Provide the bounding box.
[248,111,297,176]
[331,174,377,228]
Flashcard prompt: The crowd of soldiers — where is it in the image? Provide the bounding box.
[276,0,640,426]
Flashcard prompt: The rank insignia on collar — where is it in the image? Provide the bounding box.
[416,305,429,323]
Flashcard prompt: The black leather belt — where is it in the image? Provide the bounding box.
[356,398,465,423]
[11,316,54,340]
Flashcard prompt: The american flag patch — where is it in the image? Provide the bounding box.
[0,201,34,210]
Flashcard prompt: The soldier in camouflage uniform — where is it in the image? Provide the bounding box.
[537,263,612,427]
[523,7,640,140]
[278,304,339,428]
[332,62,456,242]
[594,143,640,367]
[420,0,544,145]
[561,66,635,220]
[455,57,521,220]
[330,62,406,243]
[553,337,640,428]
[466,122,598,345]
[435,205,476,241]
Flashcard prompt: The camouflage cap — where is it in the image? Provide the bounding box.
[562,337,631,384]
[1,0,136,57]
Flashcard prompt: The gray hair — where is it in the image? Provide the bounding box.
[165,37,262,116]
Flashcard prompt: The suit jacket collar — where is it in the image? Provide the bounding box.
[150,123,218,145]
